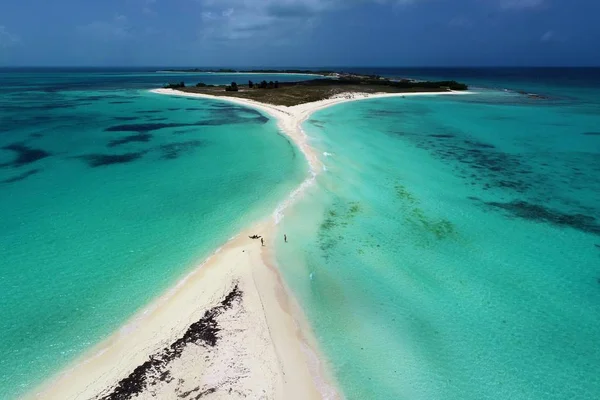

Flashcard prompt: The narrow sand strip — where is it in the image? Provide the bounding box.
[30,88,469,400]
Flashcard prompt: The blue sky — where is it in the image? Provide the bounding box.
[0,0,598,66]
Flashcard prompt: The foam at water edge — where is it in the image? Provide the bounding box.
[273,117,322,224]
[273,170,317,224]
[301,342,340,400]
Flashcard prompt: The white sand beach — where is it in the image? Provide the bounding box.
[30,88,468,400]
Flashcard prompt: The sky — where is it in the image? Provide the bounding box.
[0,0,598,67]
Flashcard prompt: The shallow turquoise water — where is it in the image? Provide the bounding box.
[0,75,306,398]
[276,91,600,399]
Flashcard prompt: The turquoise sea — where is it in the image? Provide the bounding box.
[276,69,600,399]
[0,69,311,398]
[2,67,600,400]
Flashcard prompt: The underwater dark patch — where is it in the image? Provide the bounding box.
[77,151,147,167]
[29,133,44,139]
[464,139,495,149]
[167,108,180,111]
[2,169,41,183]
[212,105,264,120]
[2,102,79,112]
[77,94,124,102]
[369,109,403,117]
[148,117,168,121]
[185,108,203,111]
[484,200,600,235]
[209,102,232,108]
[114,116,139,121]
[0,143,51,168]
[109,101,133,104]
[107,133,153,148]
[253,115,269,124]
[106,122,188,132]
[160,140,205,160]
[415,136,532,194]
[429,134,455,138]
[309,119,326,128]
[136,110,162,114]
[582,132,600,136]
[106,119,240,133]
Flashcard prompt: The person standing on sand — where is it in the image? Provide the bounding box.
[284,234,287,243]
[261,238,264,246]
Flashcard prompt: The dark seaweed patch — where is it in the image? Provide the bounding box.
[2,102,79,112]
[484,200,600,235]
[97,286,242,400]
[78,94,123,101]
[253,115,269,124]
[0,143,50,168]
[160,140,205,160]
[369,109,403,117]
[212,105,269,121]
[417,136,532,194]
[429,134,455,139]
[78,152,147,167]
[167,108,180,111]
[106,123,188,133]
[136,110,162,114]
[107,133,152,148]
[464,139,495,149]
[2,169,40,183]
[106,115,260,133]
[583,132,600,136]
[309,119,325,128]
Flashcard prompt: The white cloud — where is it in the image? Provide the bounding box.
[540,30,566,43]
[198,0,330,41]
[142,0,158,15]
[78,15,132,40]
[498,0,544,10]
[541,30,554,41]
[195,0,419,41]
[0,25,20,48]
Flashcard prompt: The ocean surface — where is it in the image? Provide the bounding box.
[275,68,600,399]
[0,69,311,398]
[2,67,600,399]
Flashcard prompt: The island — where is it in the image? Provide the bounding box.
[162,72,468,106]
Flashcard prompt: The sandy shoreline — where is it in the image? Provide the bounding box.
[30,88,469,400]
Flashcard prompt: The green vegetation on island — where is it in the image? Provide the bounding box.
[163,81,186,89]
[172,72,468,106]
